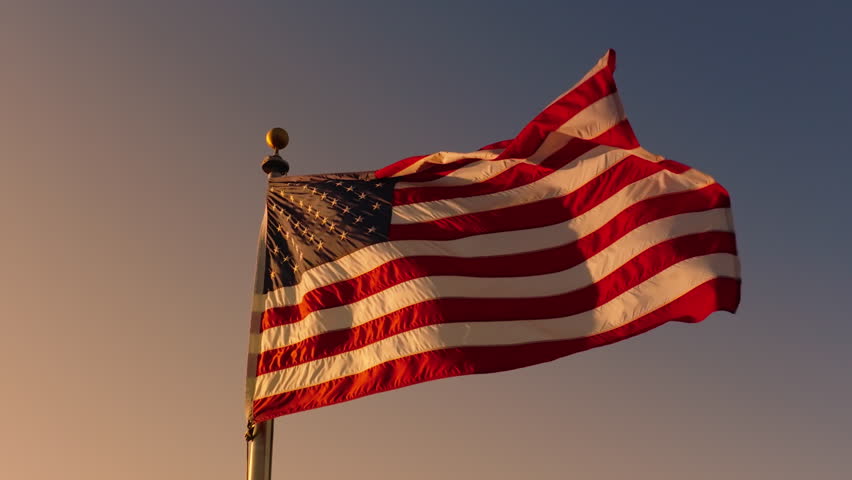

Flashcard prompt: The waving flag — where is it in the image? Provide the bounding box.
[246,50,741,421]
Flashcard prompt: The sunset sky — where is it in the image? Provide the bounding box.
[2,1,851,479]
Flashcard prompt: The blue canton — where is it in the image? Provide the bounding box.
[264,172,396,291]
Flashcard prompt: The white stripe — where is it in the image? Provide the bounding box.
[391,145,678,225]
[390,149,502,178]
[259,209,734,352]
[258,168,717,311]
[395,155,529,190]
[554,93,625,141]
[254,253,739,398]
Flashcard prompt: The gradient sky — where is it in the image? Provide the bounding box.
[2,1,851,479]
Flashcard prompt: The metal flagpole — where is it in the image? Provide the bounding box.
[246,420,274,480]
[246,128,291,480]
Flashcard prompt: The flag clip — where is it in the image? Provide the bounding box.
[244,419,258,442]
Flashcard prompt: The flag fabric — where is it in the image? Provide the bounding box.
[245,50,741,421]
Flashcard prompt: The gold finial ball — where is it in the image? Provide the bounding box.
[265,127,289,151]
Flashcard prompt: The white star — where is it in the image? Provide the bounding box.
[345,185,354,192]
[372,202,381,210]
[373,182,383,187]
[327,223,336,232]
[320,192,328,200]
[330,198,338,207]
[358,192,367,200]
[342,206,351,214]
[367,226,376,234]
[354,215,363,223]
[334,181,343,187]
[339,231,348,240]
[316,241,324,250]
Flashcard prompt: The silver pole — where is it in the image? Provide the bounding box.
[246,128,291,480]
[246,420,274,480]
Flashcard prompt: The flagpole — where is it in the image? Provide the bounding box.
[246,420,274,480]
[246,128,291,480]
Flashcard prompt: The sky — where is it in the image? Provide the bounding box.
[1,1,851,479]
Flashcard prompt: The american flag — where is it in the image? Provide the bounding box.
[246,50,741,421]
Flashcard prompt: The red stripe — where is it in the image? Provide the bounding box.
[393,137,597,206]
[257,232,736,375]
[656,158,690,174]
[253,276,740,420]
[390,156,704,242]
[496,51,628,160]
[261,182,730,331]
[588,118,639,150]
[479,139,512,150]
